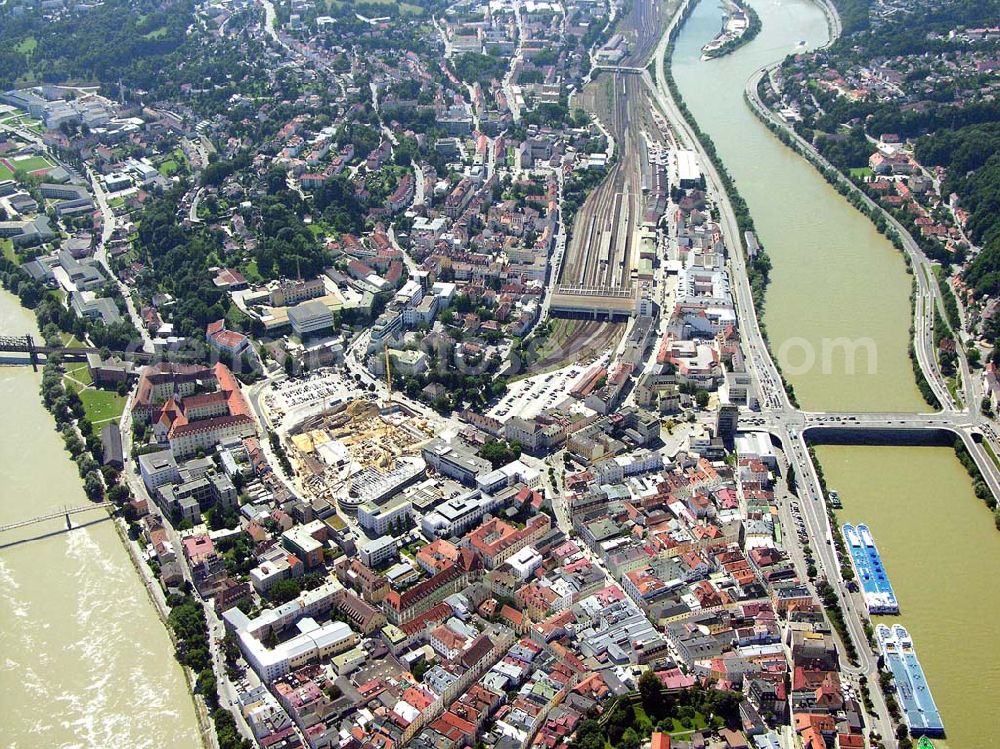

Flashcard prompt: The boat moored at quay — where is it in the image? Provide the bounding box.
[843,523,899,614]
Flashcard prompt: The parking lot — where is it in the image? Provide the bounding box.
[265,368,370,419]
[789,499,809,545]
[488,362,595,422]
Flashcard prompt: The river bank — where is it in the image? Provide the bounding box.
[669,1,1000,746]
[701,0,761,60]
[0,289,203,748]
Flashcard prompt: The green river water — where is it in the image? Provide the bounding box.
[671,1,1000,747]
[674,0,923,413]
[816,445,1000,749]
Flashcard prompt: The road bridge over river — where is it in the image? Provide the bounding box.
[650,7,1000,744]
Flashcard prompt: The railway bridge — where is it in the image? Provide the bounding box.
[0,334,40,370]
[0,334,193,368]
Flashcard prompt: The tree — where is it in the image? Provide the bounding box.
[222,631,240,663]
[63,430,84,457]
[695,390,710,408]
[108,483,131,506]
[478,439,522,469]
[197,668,218,708]
[207,504,239,531]
[620,728,640,749]
[569,719,605,749]
[411,657,431,681]
[83,471,104,501]
[213,707,252,749]
[268,578,302,604]
[638,669,663,707]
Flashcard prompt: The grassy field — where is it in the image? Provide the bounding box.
[79,388,126,422]
[14,37,37,55]
[849,167,874,179]
[2,238,15,263]
[947,376,962,410]
[327,0,425,14]
[241,259,264,284]
[665,712,711,735]
[307,222,328,238]
[158,148,187,176]
[1,113,44,131]
[16,155,53,172]
[64,362,93,387]
[599,707,712,749]
[60,333,87,348]
[5,154,53,174]
[0,163,13,181]
[62,360,126,423]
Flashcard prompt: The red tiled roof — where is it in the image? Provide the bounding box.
[170,413,254,438]
[132,362,212,411]
[400,602,452,637]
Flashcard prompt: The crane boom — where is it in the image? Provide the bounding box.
[384,345,393,407]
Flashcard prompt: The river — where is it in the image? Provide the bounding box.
[670,2,1000,747]
[672,0,924,413]
[815,445,1000,749]
[0,289,202,748]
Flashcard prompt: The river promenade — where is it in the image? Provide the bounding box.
[670,1,1000,746]
[0,288,203,748]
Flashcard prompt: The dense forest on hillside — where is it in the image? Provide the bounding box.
[830,0,871,36]
[917,124,1000,305]
[0,0,193,89]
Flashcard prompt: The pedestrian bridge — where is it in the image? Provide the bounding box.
[0,334,42,369]
[0,332,191,369]
[0,503,113,534]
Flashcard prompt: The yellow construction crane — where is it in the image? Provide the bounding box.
[384,345,393,407]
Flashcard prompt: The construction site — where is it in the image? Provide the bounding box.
[287,398,435,514]
[284,349,436,515]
